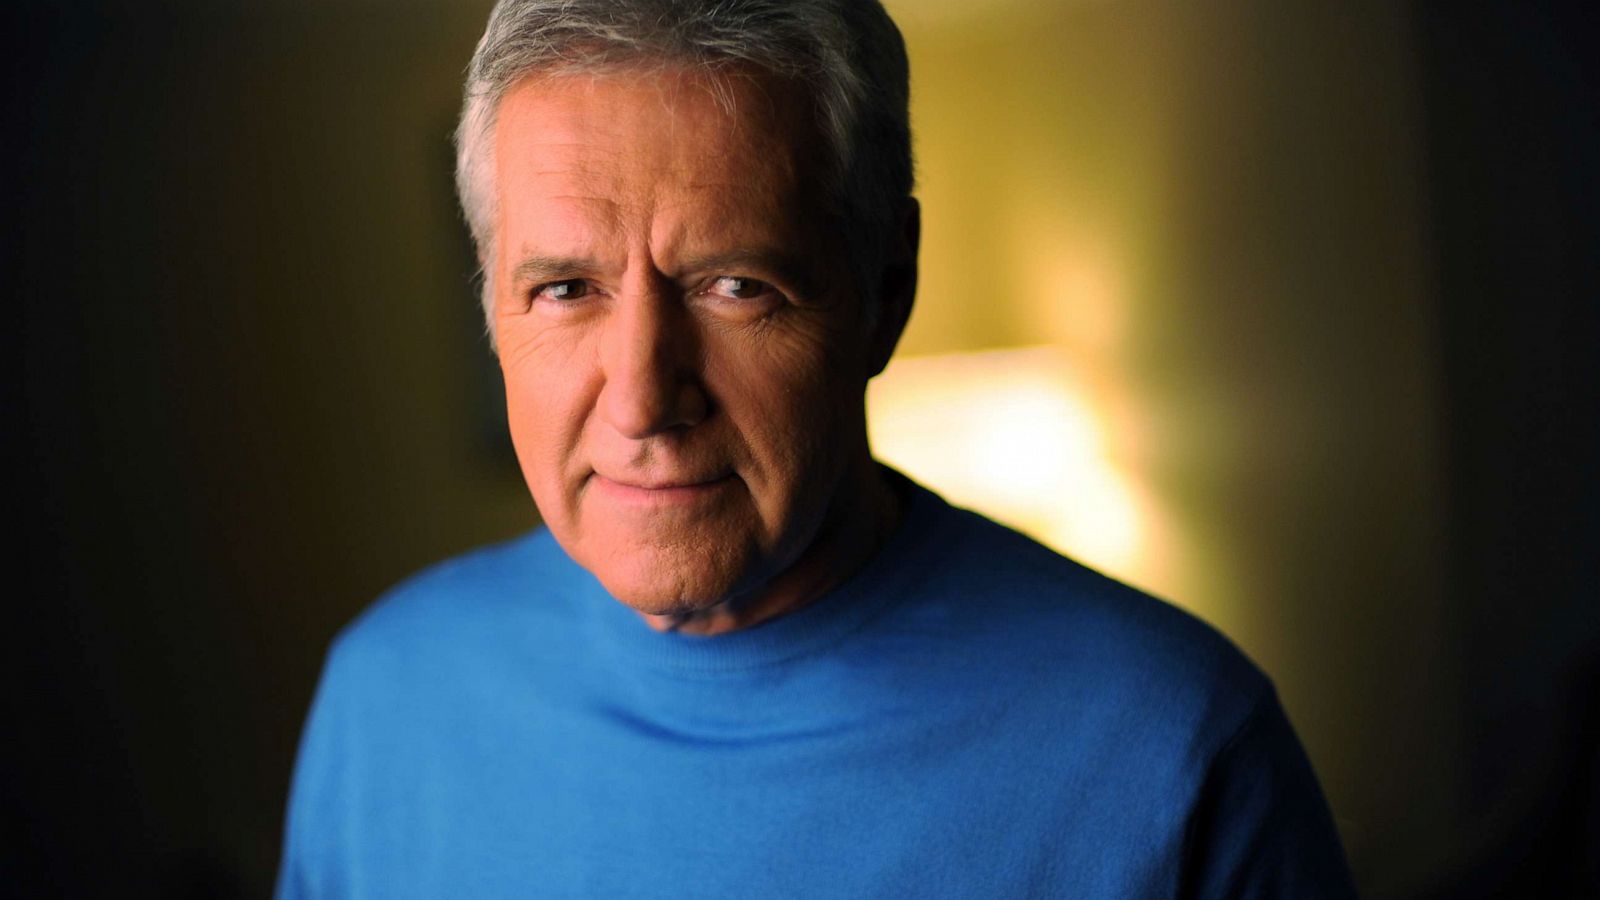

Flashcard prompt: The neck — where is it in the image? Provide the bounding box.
[639,461,903,637]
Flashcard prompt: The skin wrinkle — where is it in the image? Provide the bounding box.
[490,65,913,635]
[493,71,811,307]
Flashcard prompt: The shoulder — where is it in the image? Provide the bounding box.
[893,495,1271,745]
[320,527,581,685]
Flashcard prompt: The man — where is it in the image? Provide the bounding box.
[278,1,1356,896]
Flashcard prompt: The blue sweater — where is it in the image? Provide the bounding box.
[278,479,1355,898]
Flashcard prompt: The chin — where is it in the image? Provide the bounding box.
[583,539,752,616]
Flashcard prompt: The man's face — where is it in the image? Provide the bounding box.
[490,69,884,616]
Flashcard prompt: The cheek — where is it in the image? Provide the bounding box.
[707,321,865,497]
[497,320,596,497]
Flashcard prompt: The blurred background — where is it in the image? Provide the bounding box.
[9,0,1597,896]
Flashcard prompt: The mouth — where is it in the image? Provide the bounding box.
[589,471,736,506]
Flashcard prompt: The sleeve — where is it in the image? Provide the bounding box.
[1179,689,1359,899]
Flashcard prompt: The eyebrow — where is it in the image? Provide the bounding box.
[510,255,599,287]
[510,248,825,296]
[673,247,824,297]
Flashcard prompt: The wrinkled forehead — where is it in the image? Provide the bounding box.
[490,66,839,257]
[495,66,824,190]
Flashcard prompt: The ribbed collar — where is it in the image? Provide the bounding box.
[575,468,956,677]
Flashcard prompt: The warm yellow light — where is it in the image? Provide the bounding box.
[868,346,1150,581]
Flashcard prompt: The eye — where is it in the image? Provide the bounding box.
[706,276,774,301]
[532,279,590,302]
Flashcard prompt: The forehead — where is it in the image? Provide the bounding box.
[491,68,829,259]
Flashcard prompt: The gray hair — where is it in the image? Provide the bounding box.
[453,0,913,332]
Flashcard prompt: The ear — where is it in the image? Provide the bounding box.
[866,197,920,378]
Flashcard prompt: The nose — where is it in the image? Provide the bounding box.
[597,283,708,439]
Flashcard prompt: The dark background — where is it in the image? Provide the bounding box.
[8,0,1597,897]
